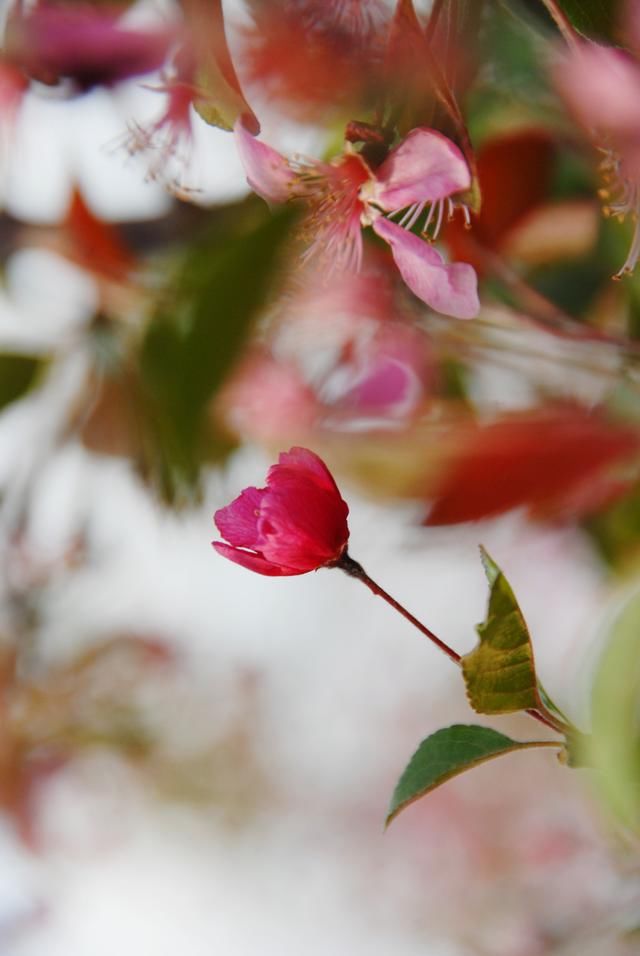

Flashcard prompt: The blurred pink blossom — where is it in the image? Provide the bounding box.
[219,261,434,442]
[556,33,640,276]
[3,2,177,91]
[124,43,198,194]
[235,119,480,319]
[219,353,320,442]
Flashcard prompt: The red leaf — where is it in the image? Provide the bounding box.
[426,405,640,525]
[64,187,137,282]
[445,129,555,273]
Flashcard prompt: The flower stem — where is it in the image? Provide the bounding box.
[337,553,461,665]
[538,0,580,49]
[336,552,565,735]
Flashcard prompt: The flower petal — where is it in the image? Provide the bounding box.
[214,486,265,549]
[373,128,471,211]
[211,542,301,576]
[373,218,479,319]
[555,43,640,136]
[234,117,295,203]
[212,447,350,576]
[342,356,422,417]
[273,446,345,498]
[258,482,348,570]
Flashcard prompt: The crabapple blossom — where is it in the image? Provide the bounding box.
[235,119,480,319]
[3,2,176,91]
[213,447,349,575]
[556,35,640,276]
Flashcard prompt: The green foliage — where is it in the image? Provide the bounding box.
[469,1,554,140]
[586,487,640,569]
[140,199,297,503]
[387,724,547,824]
[0,353,47,413]
[528,258,609,319]
[462,548,541,714]
[553,0,623,40]
[590,592,640,832]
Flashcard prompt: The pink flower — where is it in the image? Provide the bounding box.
[4,2,176,91]
[555,38,640,276]
[240,0,385,118]
[325,321,431,425]
[124,43,197,194]
[218,352,320,442]
[234,119,480,319]
[212,447,349,575]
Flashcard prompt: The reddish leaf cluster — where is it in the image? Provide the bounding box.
[425,405,640,525]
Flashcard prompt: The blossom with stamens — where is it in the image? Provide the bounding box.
[555,37,640,277]
[235,120,480,319]
[124,43,198,196]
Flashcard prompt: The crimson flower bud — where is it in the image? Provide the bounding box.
[212,448,349,575]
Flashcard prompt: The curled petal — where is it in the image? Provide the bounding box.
[234,117,295,203]
[273,446,345,498]
[211,542,301,576]
[373,128,471,211]
[214,486,265,549]
[373,218,479,319]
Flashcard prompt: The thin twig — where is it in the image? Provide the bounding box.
[336,553,567,735]
[538,0,581,49]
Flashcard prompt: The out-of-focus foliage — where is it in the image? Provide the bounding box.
[548,0,624,39]
[0,353,47,412]
[590,592,640,832]
[139,200,296,502]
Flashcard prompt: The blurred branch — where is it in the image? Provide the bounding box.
[537,0,580,47]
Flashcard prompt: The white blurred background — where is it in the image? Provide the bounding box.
[0,2,633,953]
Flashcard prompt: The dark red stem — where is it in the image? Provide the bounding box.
[336,553,564,735]
[537,0,580,48]
[337,553,461,665]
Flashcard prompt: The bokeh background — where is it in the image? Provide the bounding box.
[0,0,640,953]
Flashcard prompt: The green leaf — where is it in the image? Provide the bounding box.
[387,724,553,825]
[589,591,640,832]
[586,486,640,568]
[140,199,297,503]
[0,353,47,412]
[462,547,541,714]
